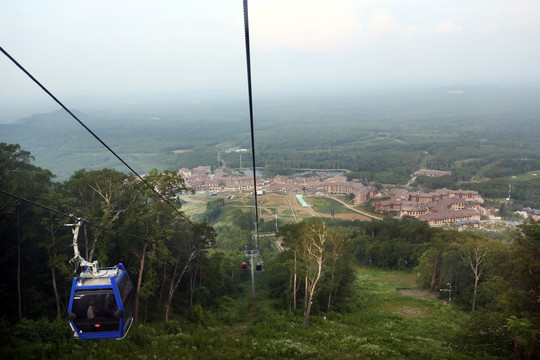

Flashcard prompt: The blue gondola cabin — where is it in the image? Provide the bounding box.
[68,263,134,340]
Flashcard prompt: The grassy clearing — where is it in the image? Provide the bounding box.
[305,196,355,214]
[262,193,289,208]
[365,268,419,289]
[498,170,540,181]
[178,197,208,217]
[181,192,373,225]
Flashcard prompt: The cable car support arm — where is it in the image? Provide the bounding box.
[65,218,99,277]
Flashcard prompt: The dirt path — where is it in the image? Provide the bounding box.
[399,289,439,299]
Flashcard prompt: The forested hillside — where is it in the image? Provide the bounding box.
[1,142,539,359]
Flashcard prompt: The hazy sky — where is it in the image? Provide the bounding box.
[1,0,540,113]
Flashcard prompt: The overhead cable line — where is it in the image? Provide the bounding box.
[0,46,192,226]
[243,0,260,249]
[0,188,148,242]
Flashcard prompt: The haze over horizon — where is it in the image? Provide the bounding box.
[1,0,540,122]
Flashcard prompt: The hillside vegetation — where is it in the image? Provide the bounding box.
[2,268,486,360]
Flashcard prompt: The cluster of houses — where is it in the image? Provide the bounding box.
[267,175,375,203]
[178,166,257,193]
[374,188,484,227]
[520,207,540,221]
[178,166,539,229]
[413,169,452,177]
[178,167,375,204]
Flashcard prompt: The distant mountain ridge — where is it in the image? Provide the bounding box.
[1,87,539,183]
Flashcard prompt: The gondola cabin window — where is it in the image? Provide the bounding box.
[70,289,120,332]
[118,273,134,320]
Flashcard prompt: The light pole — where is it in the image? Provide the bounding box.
[440,283,452,304]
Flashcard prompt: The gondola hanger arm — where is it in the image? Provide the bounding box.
[65,218,99,276]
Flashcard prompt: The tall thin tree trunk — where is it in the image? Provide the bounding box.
[293,252,297,309]
[430,256,440,291]
[189,271,195,309]
[471,249,484,312]
[472,274,479,311]
[288,272,293,311]
[157,263,167,312]
[84,226,89,260]
[164,261,179,322]
[164,251,196,321]
[51,261,61,316]
[143,298,148,324]
[48,246,61,317]
[46,217,62,317]
[461,247,486,312]
[134,242,147,325]
[303,263,323,328]
[189,272,197,310]
[327,271,335,313]
[303,299,313,328]
[188,256,200,310]
[304,273,308,313]
[16,211,22,321]
[330,286,339,313]
[88,236,99,263]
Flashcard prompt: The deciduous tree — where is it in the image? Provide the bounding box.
[302,220,328,328]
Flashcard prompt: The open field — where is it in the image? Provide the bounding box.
[504,170,540,181]
[181,191,376,225]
